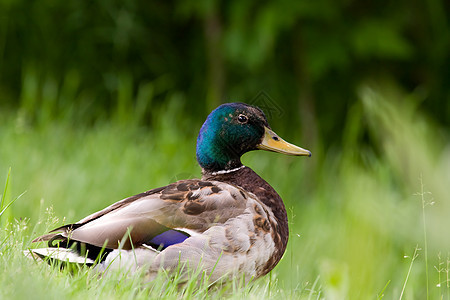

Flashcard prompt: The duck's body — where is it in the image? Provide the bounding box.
[30,103,310,282]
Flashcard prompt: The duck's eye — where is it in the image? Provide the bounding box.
[237,114,248,124]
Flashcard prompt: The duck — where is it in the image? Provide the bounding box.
[29,102,311,282]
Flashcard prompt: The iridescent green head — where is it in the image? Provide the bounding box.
[196,103,311,173]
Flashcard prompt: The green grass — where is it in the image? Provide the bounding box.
[1,85,449,299]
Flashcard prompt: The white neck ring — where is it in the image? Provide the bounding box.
[210,165,245,176]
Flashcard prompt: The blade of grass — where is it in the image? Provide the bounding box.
[0,191,25,217]
[0,167,11,210]
[377,280,391,300]
[0,168,26,219]
[400,245,420,300]
[419,175,430,300]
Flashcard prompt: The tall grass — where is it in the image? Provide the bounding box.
[0,83,449,298]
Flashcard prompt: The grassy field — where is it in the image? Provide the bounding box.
[1,86,449,299]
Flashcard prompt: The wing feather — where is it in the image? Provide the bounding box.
[35,180,249,251]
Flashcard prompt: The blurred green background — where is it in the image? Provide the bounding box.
[1,1,450,299]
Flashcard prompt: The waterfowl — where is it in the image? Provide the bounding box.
[30,102,311,282]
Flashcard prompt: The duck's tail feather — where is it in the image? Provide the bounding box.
[24,247,95,265]
[32,233,61,243]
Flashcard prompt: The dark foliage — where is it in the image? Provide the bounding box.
[0,0,448,143]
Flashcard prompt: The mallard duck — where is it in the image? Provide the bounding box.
[30,102,311,282]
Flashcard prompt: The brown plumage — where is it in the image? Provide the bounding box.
[203,166,288,276]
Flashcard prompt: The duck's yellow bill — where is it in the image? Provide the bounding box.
[257,126,311,157]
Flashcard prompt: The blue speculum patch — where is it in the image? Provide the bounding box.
[148,229,190,249]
